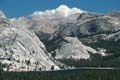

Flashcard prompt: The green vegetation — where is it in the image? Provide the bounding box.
[58,53,120,68]
[88,40,120,55]
[0,70,119,80]
[59,40,119,68]
[44,36,63,52]
[1,62,119,80]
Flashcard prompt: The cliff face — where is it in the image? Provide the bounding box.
[54,37,97,59]
[0,18,59,71]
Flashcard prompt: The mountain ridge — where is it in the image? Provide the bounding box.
[0,5,120,71]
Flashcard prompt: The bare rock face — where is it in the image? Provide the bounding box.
[11,17,59,43]
[11,17,58,33]
[54,37,97,59]
[0,18,59,71]
[107,11,120,18]
[57,12,120,37]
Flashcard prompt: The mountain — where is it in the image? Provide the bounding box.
[54,37,97,59]
[0,18,60,71]
[10,6,120,60]
[1,5,120,70]
[56,12,120,37]
[107,11,120,18]
[49,11,120,67]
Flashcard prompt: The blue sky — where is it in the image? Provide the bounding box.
[0,0,120,18]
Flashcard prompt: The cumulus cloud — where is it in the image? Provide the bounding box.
[30,5,84,20]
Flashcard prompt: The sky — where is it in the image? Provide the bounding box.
[0,0,120,18]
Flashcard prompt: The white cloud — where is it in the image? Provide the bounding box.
[30,5,84,20]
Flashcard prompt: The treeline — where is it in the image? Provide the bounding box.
[88,40,120,55]
[55,40,120,68]
[58,53,120,68]
[0,70,120,80]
